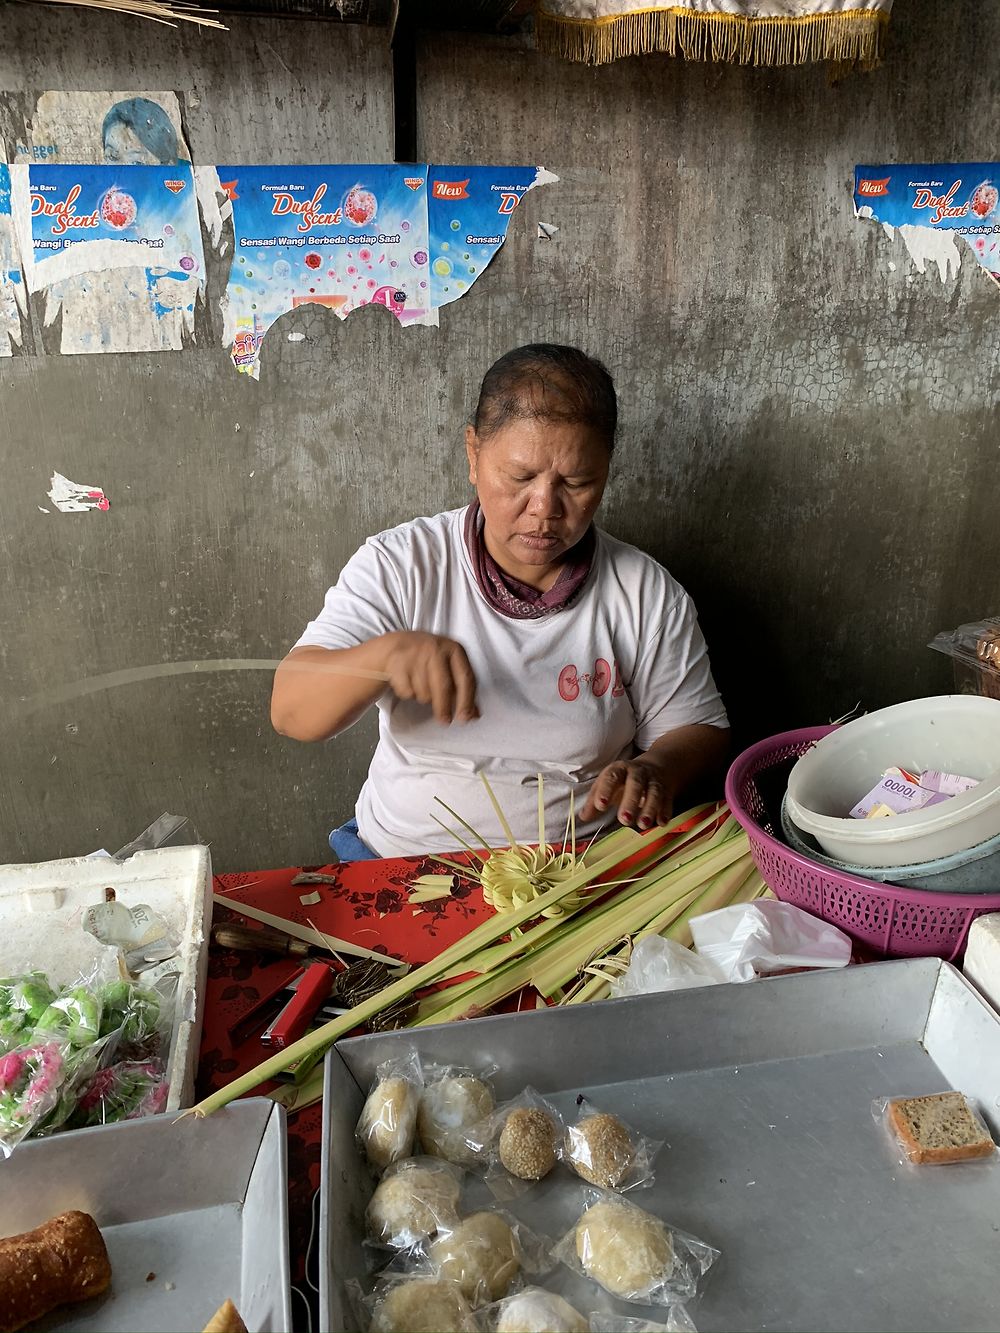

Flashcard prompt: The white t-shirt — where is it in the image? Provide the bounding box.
[295,507,728,858]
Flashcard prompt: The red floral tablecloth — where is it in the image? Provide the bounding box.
[196,855,493,1325]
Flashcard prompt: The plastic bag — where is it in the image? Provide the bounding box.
[609,937,726,999]
[357,1052,424,1174]
[485,1286,589,1332]
[428,1208,552,1307]
[0,1040,68,1154]
[365,1156,464,1250]
[929,619,1000,700]
[68,1059,169,1129]
[0,974,57,1052]
[873,1091,997,1166]
[588,1310,697,1333]
[112,812,204,861]
[690,900,852,982]
[563,1098,661,1192]
[553,1192,719,1305]
[465,1086,567,1200]
[417,1064,498,1166]
[363,1272,478,1333]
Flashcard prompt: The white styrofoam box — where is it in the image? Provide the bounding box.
[963,913,1000,1017]
[0,845,212,1111]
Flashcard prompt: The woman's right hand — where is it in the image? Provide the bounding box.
[381,632,480,725]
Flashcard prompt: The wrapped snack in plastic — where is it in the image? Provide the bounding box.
[0,974,56,1050]
[563,1097,661,1192]
[69,1059,170,1129]
[553,1192,719,1305]
[486,1286,589,1333]
[428,1209,552,1308]
[587,1310,697,1333]
[873,1092,997,1165]
[0,1040,67,1155]
[35,985,104,1048]
[102,973,177,1062]
[357,1052,423,1173]
[366,1156,463,1250]
[418,1064,497,1165]
[466,1087,566,1200]
[364,1272,478,1333]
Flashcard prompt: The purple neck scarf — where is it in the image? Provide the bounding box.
[463,501,596,620]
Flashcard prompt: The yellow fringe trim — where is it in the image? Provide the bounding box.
[535,5,890,68]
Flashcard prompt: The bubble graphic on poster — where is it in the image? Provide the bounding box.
[273,260,291,280]
[432,257,452,278]
[100,189,137,229]
[179,255,196,272]
[304,252,322,270]
[411,249,428,268]
[344,185,377,227]
[971,182,999,220]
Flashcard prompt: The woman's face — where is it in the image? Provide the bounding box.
[465,416,610,588]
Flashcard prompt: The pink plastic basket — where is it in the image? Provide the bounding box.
[725,726,1000,962]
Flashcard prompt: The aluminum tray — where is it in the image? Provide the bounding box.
[0,1097,291,1332]
[320,957,1000,1333]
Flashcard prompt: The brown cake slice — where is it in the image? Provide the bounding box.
[888,1091,996,1164]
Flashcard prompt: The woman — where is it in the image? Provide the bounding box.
[272,344,729,860]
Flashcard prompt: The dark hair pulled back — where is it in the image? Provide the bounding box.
[472,344,617,452]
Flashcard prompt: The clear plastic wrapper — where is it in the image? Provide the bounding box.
[929,618,1000,700]
[609,937,725,998]
[428,1209,553,1308]
[418,1064,498,1166]
[0,964,175,1149]
[563,1098,661,1192]
[0,1040,68,1155]
[466,1087,567,1201]
[34,984,104,1047]
[873,1091,998,1166]
[357,1052,424,1174]
[587,1310,697,1333]
[553,1192,719,1305]
[484,1285,589,1333]
[68,1058,170,1128]
[365,1155,464,1250]
[0,974,56,1052]
[362,1271,478,1333]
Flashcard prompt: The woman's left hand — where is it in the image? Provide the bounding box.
[580,755,674,831]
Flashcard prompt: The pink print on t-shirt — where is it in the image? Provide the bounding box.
[558,659,625,702]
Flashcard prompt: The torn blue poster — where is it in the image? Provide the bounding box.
[209,165,431,372]
[12,162,204,292]
[426,165,542,308]
[0,165,24,356]
[854,164,1000,286]
[201,163,556,376]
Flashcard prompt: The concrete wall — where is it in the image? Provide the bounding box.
[1,3,997,869]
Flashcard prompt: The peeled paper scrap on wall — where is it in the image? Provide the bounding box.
[200,163,556,378]
[854,163,1000,287]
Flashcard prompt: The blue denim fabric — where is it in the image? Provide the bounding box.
[329,816,380,862]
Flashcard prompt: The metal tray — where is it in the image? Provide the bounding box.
[319,957,1000,1333]
[0,1097,291,1332]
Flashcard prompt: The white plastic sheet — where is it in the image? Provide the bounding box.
[689,900,852,983]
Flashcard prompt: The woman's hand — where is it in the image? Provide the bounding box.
[382,632,480,725]
[580,755,674,831]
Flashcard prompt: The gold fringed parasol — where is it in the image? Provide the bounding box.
[535,0,893,68]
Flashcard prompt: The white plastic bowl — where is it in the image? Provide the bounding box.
[785,695,1000,868]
